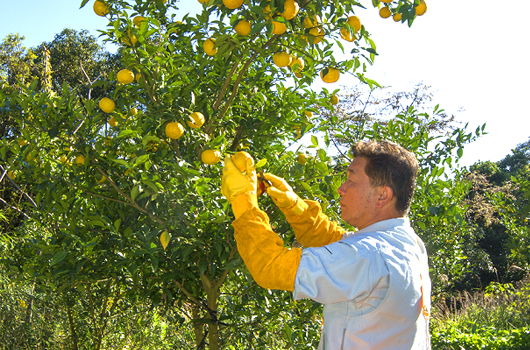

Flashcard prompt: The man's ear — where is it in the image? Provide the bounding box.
[376,186,394,208]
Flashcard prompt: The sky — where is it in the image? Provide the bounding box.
[2,0,529,168]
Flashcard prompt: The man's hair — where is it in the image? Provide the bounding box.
[351,140,418,215]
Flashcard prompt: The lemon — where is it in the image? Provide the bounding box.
[130,107,138,115]
[304,111,313,118]
[340,28,355,42]
[415,1,427,16]
[99,97,115,113]
[18,139,28,146]
[133,16,145,28]
[393,13,402,22]
[290,56,304,73]
[117,69,135,84]
[165,122,185,139]
[380,0,392,2]
[60,156,68,164]
[298,153,307,165]
[75,155,86,166]
[380,7,392,19]
[303,15,320,29]
[203,38,218,56]
[109,117,118,127]
[232,151,253,172]
[331,94,339,105]
[320,67,340,83]
[272,21,287,35]
[281,0,299,20]
[187,112,205,129]
[121,30,137,46]
[93,1,109,16]
[96,174,107,183]
[201,149,221,165]
[347,15,361,32]
[308,27,325,44]
[234,19,251,36]
[223,0,244,10]
[273,51,292,67]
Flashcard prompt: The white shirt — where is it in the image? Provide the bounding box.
[293,218,431,350]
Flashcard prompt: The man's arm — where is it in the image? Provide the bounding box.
[264,173,345,247]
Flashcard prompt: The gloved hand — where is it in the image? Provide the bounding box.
[263,173,297,208]
[264,173,308,216]
[221,156,257,202]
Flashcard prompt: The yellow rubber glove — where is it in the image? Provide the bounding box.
[222,155,259,218]
[264,173,308,216]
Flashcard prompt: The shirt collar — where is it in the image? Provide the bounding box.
[356,217,410,234]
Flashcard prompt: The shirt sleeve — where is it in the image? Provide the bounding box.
[281,199,345,248]
[293,239,390,305]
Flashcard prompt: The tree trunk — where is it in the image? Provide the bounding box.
[66,302,79,350]
[192,304,205,349]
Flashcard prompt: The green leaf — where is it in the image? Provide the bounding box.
[50,251,68,266]
[79,0,90,9]
[118,129,137,138]
[131,185,140,201]
[311,135,319,147]
[255,158,267,168]
[135,154,149,165]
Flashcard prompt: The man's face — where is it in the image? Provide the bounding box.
[337,157,379,229]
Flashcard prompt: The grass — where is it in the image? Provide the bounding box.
[430,277,530,349]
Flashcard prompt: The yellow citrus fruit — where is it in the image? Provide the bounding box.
[298,153,307,165]
[96,174,107,183]
[290,56,304,72]
[294,125,301,139]
[234,19,251,36]
[281,0,299,20]
[320,67,340,83]
[308,27,325,44]
[187,112,205,129]
[272,21,287,35]
[133,16,145,28]
[393,13,402,22]
[331,94,339,105]
[273,51,292,67]
[223,0,244,10]
[347,15,361,32]
[415,1,427,16]
[18,139,28,146]
[304,111,313,118]
[60,156,68,164]
[117,69,134,84]
[203,38,218,56]
[380,7,392,19]
[303,15,320,28]
[340,28,355,42]
[109,117,118,127]
[130,107,138,115]
[93,1,109,16]
[121,30,137,46]
[380,0,392,3]
[201,149,221,165]
[165,122,185,139]
[7,170,16,179]
[232,151,253,172]
[99,97,115,113]
[75,155,86,166]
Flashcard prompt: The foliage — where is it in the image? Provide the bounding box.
[431,280,530,349]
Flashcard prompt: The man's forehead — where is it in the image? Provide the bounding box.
[347,157,366,174]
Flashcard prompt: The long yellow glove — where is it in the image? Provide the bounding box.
[221,155,258,218]
[264,173,344,248]
[263,173,308,216]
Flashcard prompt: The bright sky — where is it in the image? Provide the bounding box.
[3,0,529,167]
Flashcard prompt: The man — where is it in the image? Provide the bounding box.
[221,140,431,349]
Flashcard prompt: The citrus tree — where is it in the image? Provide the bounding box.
[1,0,431,348]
